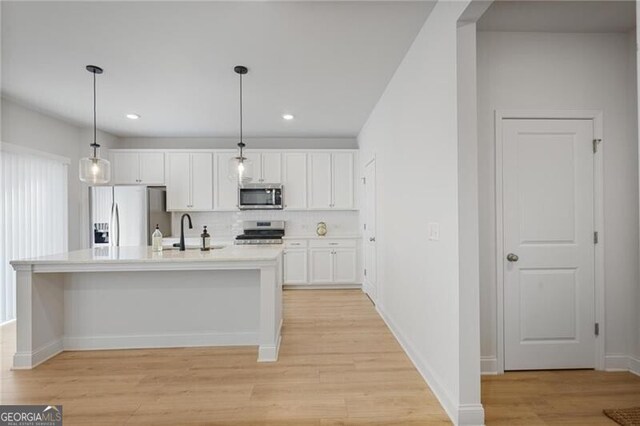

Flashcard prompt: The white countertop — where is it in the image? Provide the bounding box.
[283,235,361,240]
[11,245,283,267]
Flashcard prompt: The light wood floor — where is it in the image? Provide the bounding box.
[3,290,640,425]
[482,369,640,425]
[0,290,450,425]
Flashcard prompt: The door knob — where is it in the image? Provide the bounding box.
[369,237,376,242]
[506,253,519,262]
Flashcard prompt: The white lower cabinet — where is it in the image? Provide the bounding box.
[284,238,359,286]
[283,249,308,284]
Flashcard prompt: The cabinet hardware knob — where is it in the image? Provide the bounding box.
[369,237,376,242]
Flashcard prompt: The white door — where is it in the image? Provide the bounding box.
[139,152,165,185]
[111,152,139,184]
[166,153,191,210]
[284,249,308,284]
[308,153,332,209]
[190,153,213,211]
[283,153,307,209]
[333,249,357,283]
[214,152,239,211]
[363,159,377,301]
[332,152,354,209]
[309,249,333,284]
[261,152,282,184]
[503,119,596,370]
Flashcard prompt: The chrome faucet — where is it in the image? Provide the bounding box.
[179,213,193,251]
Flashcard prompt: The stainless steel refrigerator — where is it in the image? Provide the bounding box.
[89,186,171,247]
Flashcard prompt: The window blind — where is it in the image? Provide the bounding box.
[0,143,69,323]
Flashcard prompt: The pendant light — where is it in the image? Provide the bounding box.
[79,65,111,185]
[227,65,253,185]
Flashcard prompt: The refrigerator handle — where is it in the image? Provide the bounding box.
[114,203,121,247]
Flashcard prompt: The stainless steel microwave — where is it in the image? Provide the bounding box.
[238,184,283,210]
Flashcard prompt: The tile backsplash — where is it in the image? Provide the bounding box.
[171,210,360,239]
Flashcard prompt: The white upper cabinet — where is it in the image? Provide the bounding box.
[261,152,282,183]
[190,153,213,211]
[166,152,213,211]
[282,153,308,210]
[308,152,354,210]
[139,152,165,184]
[308,153,333,209]
[245,151,282,184]
[332,152,355,209]
[214,152,239,211]
[111,151,165,185]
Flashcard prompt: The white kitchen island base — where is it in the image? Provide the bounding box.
[11,246,283,369]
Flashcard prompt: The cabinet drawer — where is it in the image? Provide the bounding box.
[309,239,357,248]
[284,239,308,248]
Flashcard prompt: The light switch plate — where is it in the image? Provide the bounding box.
[427,223,440,241]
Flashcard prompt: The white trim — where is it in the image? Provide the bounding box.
[480,356,498,375]
[494,109,605,374]
[284,284,361,290]
[63,331,259,351]
[604,355,640,377]
[377,304,484,425]
[604,354,631,371]
[13,338,63,370]
[629,356,640,377]
[0,141,71,165]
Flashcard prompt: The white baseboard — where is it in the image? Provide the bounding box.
[376,305,484,426]
[481,356,498,375]
[63,331,258,351]
[284,284,361,290]
[628,356,640,377]
[13,338,63,369]
[605,354,632,371]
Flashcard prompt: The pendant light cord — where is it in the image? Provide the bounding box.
[239,72,244,159]
[93,70,97,157]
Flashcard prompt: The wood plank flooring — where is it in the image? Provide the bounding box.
[0,290,449,425]
[482,370,640,425]
[3,289,640,424]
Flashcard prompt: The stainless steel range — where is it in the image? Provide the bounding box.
[234,220,285,245]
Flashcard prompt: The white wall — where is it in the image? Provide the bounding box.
[1,98,119,250]
[357,2,483,424]
[477,31,639,369]
[117,137,357,150]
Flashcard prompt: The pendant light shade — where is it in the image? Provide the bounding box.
[79,65,111,185]
[228,65,253,185]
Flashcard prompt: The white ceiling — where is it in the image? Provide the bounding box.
[1,1,435,138]
[478,1,636,33]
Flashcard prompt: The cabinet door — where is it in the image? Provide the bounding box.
[166,153,191,210]
[282,153,307,209]
[261,152,282,184]
[190,153,213,211]
[214,152,239,211]
[332,152,354,209]
[308,153,332,209]
[333,248,357,283]
[111,152,140,184]
[309,249,333,284]
[244,152,262,183]
[139,152,165,185]
[284,249,308,284]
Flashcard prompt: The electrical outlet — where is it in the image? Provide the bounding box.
[427,223,440,241]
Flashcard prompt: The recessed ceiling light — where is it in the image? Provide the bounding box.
[282,114,294,120]
[126,113,141,120]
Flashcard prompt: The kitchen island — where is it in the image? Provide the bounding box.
[10,245,283,369]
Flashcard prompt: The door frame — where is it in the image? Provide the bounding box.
[362,155,377,303]
[494,109,605,374]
